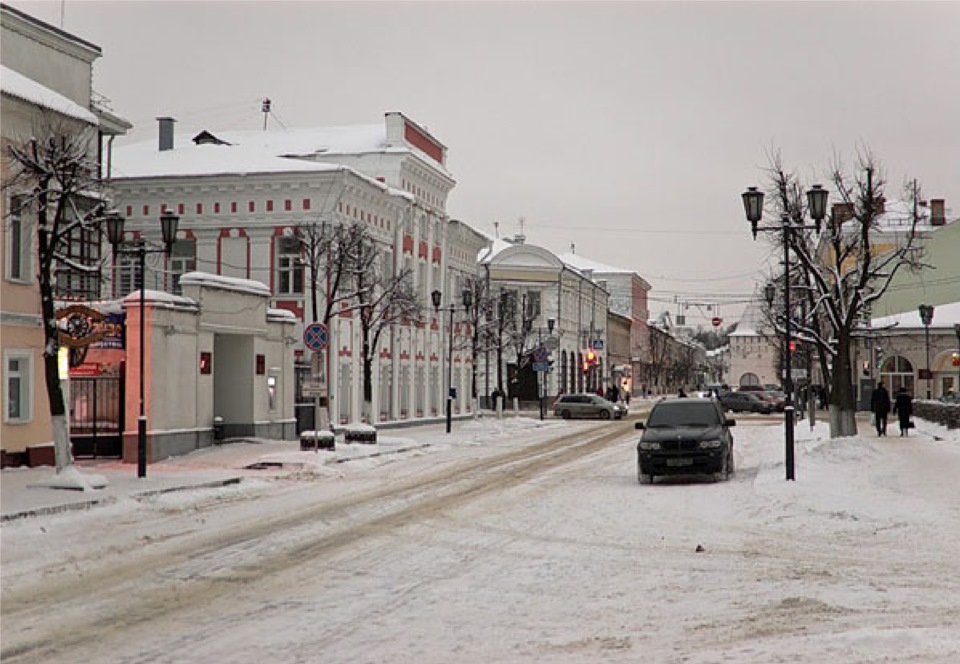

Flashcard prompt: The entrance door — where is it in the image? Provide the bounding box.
[70,375,124,457]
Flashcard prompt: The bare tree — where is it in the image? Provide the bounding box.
[460,275,498,402]
[297,219,422,422]
[3,118,108,480]
[760,150,925,437]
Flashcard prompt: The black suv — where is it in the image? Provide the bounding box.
[635,398,735,483]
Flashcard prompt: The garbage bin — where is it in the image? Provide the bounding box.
[213,416,225,442]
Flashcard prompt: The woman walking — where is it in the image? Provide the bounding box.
[892,387,914,436]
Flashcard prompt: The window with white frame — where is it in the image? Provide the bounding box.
[5,195,31,282]
[4,350,33,423]
[170,238,196,295]
[276,235,303,295]
[114,252,140,298]
[526,290,542,320]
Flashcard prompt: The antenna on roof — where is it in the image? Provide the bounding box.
[570,242,575,254]
[261,98,271,131]
[493,221,500,238]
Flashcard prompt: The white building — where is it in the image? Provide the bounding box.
[479,236,610,401]
[110,113,489,428]
[728,300,778,388]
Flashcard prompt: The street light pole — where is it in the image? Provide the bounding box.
[919,304,934,399]
[106,209,179,478]
[432,288,472,434]
[743,184,827,481]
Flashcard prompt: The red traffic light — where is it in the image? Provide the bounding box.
[788,341,797,353]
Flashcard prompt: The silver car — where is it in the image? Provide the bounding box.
[553,394,621,420]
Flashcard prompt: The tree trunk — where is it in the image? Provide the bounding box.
[829,332,858,437]
[38,241,72,472]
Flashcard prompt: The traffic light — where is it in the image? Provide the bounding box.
[788,341,797,353]
[952,352,960,367]
[875,346,884,370]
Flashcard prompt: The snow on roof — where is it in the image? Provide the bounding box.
[267,308,297,323]
[1,65,98,125]
[120,289,197,311]
[729,300,767,337]
[871,300,960,330]
[111,126,416,203]
[111,135,347,179]
[178,272,271,297]
[556,252,631,275]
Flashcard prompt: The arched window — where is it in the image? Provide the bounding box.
[879,356,914,396]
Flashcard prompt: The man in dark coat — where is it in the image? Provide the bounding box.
[892,387,914,436]
[870,383,891,436]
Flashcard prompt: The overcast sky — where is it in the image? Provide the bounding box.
[10,0,959,325]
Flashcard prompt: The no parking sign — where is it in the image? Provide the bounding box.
[303,322,329,352]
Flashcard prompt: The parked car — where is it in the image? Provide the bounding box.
[718,391,773,414]
[552,394,621,420]
[759,390,786,411]
[635,397,735,483]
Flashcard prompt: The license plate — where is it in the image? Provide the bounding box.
[666,458,694,467]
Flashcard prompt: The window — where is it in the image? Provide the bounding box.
[55,202,102,300]
[114,252,141,298]
[276,235,303,295]
[526,291,541,319]
[5,195,30,282]
[170,238,196,295]
[4,351,33,423]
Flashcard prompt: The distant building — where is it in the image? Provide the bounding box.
[728,301,778,388]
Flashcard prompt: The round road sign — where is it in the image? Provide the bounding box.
[303,322,329,351]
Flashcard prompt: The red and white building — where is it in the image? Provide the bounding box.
[110,112,489,427]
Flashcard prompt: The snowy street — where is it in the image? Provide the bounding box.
[2,414,959,663]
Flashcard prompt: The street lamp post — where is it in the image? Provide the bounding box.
[431,287,472,434]
[535,318,556,420]
[106,209,179,478]
[918,304,934,399]
[743,184,828,481]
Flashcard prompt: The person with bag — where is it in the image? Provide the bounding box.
[893,387,914,436]
[870,383,891,436]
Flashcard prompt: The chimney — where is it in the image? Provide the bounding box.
[157,117,177,151]
[930,198,946,226]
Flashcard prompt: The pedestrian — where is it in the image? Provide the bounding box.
[677,388,687,398]
[870,383,891,436]
[893,387,913,436]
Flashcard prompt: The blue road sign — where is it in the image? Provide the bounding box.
[303,322,329,352]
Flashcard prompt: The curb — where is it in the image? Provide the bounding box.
[1,476,244,523]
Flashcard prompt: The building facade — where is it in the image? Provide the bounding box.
[110,113,490,428]
[1,4,129,464]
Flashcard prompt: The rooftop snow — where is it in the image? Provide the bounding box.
[0,65,98,125]
[870,300,960,330]
[179,272,271,297]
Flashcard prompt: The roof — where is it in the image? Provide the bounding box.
[870,300,960,330]
[1,65,98,125]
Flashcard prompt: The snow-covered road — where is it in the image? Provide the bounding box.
[2,415,959,663]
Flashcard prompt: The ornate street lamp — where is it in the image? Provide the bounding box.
[432,288,472,433]
[918,304,934,399]
[106,208,179,478]
[742,184,827,481]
